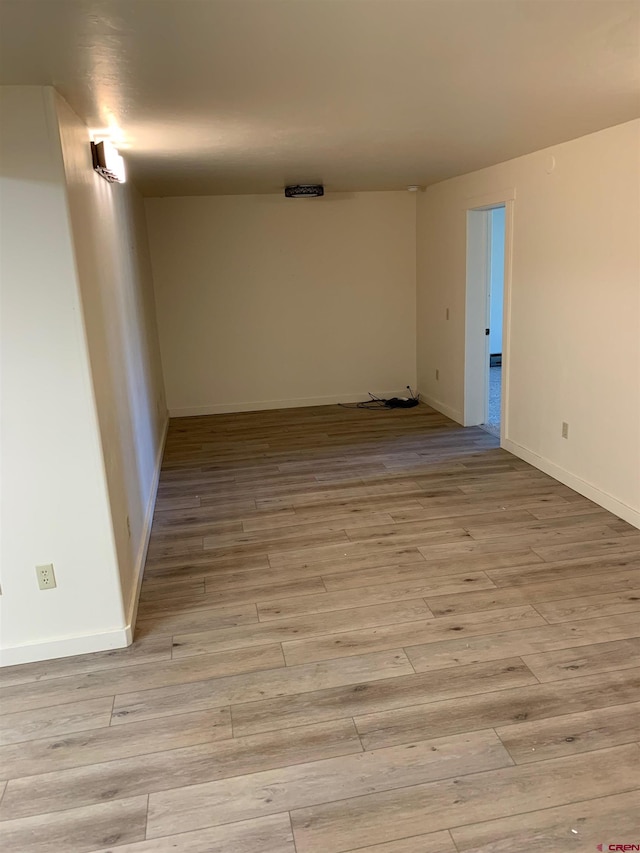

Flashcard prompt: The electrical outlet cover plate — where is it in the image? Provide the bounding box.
[36,564,57,590]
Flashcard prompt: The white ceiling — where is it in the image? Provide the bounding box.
[1,0,638,197]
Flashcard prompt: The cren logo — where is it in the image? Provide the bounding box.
[597,846,640,852]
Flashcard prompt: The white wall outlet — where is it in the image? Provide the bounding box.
[36,564,57,590]
[435,369,440,380]
[562,422,569,439]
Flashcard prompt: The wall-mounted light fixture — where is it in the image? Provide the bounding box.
[90,140,126,183]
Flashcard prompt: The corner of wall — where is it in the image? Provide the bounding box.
[0,85,129,667]
[125,412,170,636]
[418,393,463,426]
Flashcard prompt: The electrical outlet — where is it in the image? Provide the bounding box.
[435,369,439,381]
[562,422,569,439]
[36,564,57,590]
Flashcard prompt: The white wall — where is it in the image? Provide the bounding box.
[55,94,167,626]
[0,87,167,665]
[417,120,640,527]
[145,192,417,415]
[489,206,505,354]
[0,87,126,663]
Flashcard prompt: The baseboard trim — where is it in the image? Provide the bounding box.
[418,393,463,425]
[0,626,131,667]
[503,438,640,529]
[124,413,170,642]
[169,392,418,418]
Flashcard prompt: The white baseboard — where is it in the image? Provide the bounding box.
[418,393,464,425]
[503,438,640,530]
[124,413,170,640]
[0,626,131,667]
[169,391,418,418]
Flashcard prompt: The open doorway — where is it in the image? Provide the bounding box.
[464,191,513,443]
[484,206,505,437]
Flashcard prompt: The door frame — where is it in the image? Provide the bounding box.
[463,188,515,445]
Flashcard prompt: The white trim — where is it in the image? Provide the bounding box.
[465,187,517,208]
[124,413,170,640]
[169,392,417,418]
[503,438,640,530]
[418,393,463,425]
[500,199,515,446]
[0,626,130,667]
[463,192,515,446]
[464,208,491,426]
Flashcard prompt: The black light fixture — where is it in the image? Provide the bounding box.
[91,140,126,183]
[284,184,324,198]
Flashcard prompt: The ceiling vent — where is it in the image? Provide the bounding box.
[284,184,324,198]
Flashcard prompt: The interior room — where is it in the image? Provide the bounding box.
[1,1,639,851]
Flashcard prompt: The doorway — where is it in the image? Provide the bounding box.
[464,191,514,443]
[485,206,505,437]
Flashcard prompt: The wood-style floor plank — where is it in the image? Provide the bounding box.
[257,572,495,621]
[172,599,431,659]
[521,636,640,682]
[231,658,538,736]
[112,649,413,724]
[340,833,458,853]
[0,707,231,779]
[354,667,640,751]
[0,636,172,688]
[0,796,148,853]
[89,813,295,853]
[405,613,640,673]
[0,644,284,715]
[486,551,640,587]
[495,701,640,763]
[0,719,361,821]
[289,745,640,853]
[143,552,270,581]
[282,604,546,666]
[146,730,511,839]
[450,790,640,852]
[0,698,114,746]
[343,509,539,543]
[136,602,259,636]
[1,403,637,853]
[425,566,640,617]
[139,577,205,602]
[532,534,640,562]
[320,548,540,590]
[534,588,640,622]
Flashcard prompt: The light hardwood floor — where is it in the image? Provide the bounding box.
[1,403,640,853]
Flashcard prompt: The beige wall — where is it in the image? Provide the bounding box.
[0,87,167,665]
[145,192,417,415]
[55,94,168,624]
[0,87,126,663]
[417,120,640,526]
